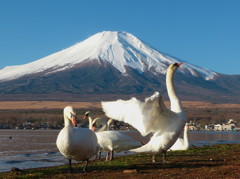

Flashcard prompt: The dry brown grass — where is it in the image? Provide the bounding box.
[0,101,101,110]
[0,100,239,110]
[182,101,240,109]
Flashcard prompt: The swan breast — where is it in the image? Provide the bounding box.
[56,127,99,161]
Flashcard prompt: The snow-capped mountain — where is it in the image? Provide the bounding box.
[0,31,239,102]
[0,31,217,82]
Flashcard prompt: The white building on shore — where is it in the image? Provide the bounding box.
[213,119,236,131]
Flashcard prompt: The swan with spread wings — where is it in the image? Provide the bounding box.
[101,63,186,162]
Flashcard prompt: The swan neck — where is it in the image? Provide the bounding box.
[64,115,73,127]
[88,117,93,129]
[107,119,113,130]
[95,119,112,132]
[98,124,107,132]
[183,126,189,147]
[166,69,182,112]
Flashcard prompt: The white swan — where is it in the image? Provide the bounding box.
[101,63,186,162]
[86,114,141,161]
[169,123,189,151]
[56,106,100,172]
[95,130,142,160]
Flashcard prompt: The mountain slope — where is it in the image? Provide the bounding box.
[0,31,217,82]
[0,31,239,102]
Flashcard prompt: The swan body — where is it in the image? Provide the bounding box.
[56,106,99,172]
[87,114,141,160]
[96,131,141,152]
[96,130,141,160]
[169,123,189,151]
[101,63,186,160]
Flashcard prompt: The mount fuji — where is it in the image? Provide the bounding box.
[0,31,239,102]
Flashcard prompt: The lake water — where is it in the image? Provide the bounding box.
[0,129,240,172]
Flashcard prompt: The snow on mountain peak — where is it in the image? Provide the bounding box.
[0,31,217,82]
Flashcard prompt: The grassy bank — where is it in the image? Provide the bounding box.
[1,144,240,178]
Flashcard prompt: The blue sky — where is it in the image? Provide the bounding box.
[0,0,239,74]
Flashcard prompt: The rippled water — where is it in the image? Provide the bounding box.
[0,129,240,172]
[188,130,240,146]
[0,130,63,172]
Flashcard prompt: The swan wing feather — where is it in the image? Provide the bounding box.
[101,92,174,136]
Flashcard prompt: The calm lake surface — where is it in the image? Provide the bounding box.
[0,129,240,172]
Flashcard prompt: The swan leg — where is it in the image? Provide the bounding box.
[98,150,102,159]
[83,160,89,173]
[110,150,114,161]
[93,150,101,160]
[152,155,156,163]
[162,150,169,163]
[105,151,110,161]
[68,159,73,172]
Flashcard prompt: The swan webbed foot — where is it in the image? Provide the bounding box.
[162,150,170,163]
[152,155,157,163]
[162,159,170,163]
[63,159,74,173]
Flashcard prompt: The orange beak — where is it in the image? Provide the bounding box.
[177,62,183,67]
[72,116,77,127]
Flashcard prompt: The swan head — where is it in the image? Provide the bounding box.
[168,62,182,73]
[64,106,77,127]
[108,119,113,125]
[92,123,97,131]
[84,111,91,120]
